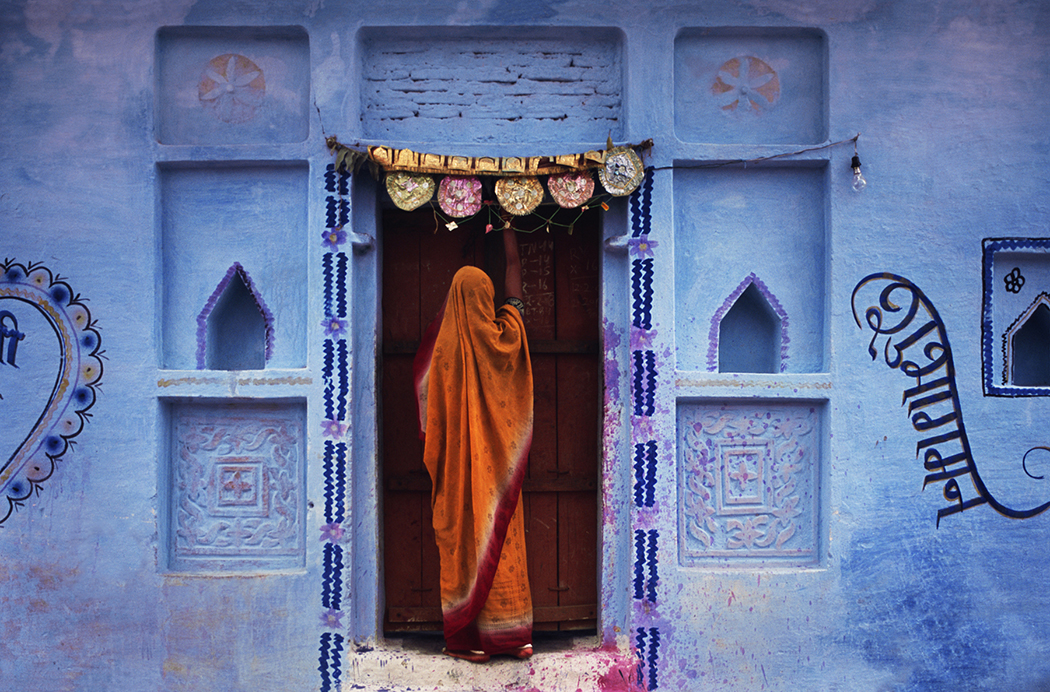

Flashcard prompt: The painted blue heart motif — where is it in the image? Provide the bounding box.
[0,260,102,524]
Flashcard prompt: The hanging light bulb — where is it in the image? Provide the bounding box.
[850,153,866,192]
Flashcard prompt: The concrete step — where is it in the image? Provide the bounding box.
[343,633,642,691]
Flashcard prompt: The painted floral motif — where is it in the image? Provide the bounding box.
[319,521,345,542]
[679,404,818,564]
[319,608,344,629]
[630,325,657,351]
[199,54,266,124]
[322,228,347,250]
[711,56,780,112]
[628,235,658,259]
[632,416,656,441]
[320,419,347,438]
[321,316,347,339]
[437,176,482,218]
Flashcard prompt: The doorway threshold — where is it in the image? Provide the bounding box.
[344,632,640,691]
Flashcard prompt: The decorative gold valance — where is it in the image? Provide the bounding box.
[368,145,609,177]
[325,137,653,224]
[327,136,651,178]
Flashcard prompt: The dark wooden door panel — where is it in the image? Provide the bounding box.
[383,207,600,632]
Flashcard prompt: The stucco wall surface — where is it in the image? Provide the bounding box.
[2,1,1050,691]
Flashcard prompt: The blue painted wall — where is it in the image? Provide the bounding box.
[2,1,1050,690]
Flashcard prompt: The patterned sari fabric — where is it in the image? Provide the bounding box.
[414,266,534,654]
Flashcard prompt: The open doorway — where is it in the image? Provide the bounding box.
[380,207,601,634]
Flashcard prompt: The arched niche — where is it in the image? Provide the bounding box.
[196,263,274,370]
[714,276,788,374]
[1005,293,1050,387]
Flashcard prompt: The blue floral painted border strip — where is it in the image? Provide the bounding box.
[631,258,654,331]
[318,163,352,690]
[628,170,661,687]
[634,626,661,690]
[633,441,657,508]
[629,169,653,239]
[632,529,659,602]
[318,631,344,692]
[631,350,657,417]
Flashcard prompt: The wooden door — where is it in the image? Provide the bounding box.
[382,207,600,633]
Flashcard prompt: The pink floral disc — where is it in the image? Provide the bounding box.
[547,171,595,209]
[438,176,483,218]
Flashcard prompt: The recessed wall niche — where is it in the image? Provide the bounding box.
[1007,297,1050,386]
[160,162,307,370]
[674,28,827,145]
[358,26,623,144]
[983,238,1050,396]
[156,26,310,145]
[674,164,827,373]
[198,263,274,370]
[717,279,786,373]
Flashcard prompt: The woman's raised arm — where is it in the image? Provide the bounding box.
[503,227,523,301]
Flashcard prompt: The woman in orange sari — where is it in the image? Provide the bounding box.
[414,228,534,662]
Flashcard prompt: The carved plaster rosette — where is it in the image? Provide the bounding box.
[198,54,266,124]
[711,55,780,112]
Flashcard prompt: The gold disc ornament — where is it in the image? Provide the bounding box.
[386,171,435,211]
[598,146,644,196]
[495,177,544,216]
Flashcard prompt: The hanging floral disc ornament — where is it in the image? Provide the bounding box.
[438,176,483,218]
[495,177,544,216]
[547,171,595,209]
[386,171,435,211]
[598,146,644,196]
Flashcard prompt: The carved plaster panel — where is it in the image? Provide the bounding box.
[678,401,820,567]
[168,400,305,572]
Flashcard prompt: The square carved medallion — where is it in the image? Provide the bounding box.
[678,401,821,567]
[167,400,305,572]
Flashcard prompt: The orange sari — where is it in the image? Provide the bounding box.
[414,266,533,654]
